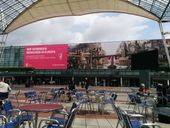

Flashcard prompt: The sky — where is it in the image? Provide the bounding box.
[5,13,170,47]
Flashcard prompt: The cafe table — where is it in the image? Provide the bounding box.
[19,103,63,128]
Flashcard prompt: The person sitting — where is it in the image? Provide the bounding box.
[137,83,147,96]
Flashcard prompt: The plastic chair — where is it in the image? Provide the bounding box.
[0,113,15,128]
[3,100,33,128]
[133,94,151,116]
[127,93,136,109]
[121,109,161,128]
[0,106,30,128]
[24,90,41,104]
[38,106,79,128]
[8,90,20,107]
[111,103,124,128]
[111,103,145,128]
[99,92,117,114]
[50,102,79,126]
[75,92,93,111]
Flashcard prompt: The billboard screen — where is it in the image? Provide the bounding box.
[67,39,170,70]
[24,44,68,69]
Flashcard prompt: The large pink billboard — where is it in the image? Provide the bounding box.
[24,44,68,69]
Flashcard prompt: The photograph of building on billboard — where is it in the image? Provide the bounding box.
[68,39,170,70]
[24,44,68,69]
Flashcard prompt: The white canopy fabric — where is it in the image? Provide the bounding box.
[0,0,170,34]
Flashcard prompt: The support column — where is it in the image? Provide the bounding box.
[95,77,97,86]
[167,79,170,86]
[72,76,74,81]
[103,79,106,87]
[159,22,170,67]
[120,77,123,87]
[50,76,53,81]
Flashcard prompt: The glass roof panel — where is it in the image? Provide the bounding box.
[0,0,170,34]
[0,0,38,34]
[128,0,170,21]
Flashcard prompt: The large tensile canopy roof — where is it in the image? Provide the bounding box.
[0,0,170,34]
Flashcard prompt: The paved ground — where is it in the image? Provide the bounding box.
[7,85,170,128]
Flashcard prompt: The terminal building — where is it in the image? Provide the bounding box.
[0,0,170,88]
[0,39,170,87]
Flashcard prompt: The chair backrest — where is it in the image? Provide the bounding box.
[3,100,13,116]
[111,103,123,122]
[111,92,117,101]
[2,101,22,128]
[69,102,78,112]
[134,95,142,104]
[64,107,78,128]
[75,92,83,101]
[0,113,19,128]
[24,91,37,98]
[120,110,133,128]
[127,93,136,103]
[0,114,8,128]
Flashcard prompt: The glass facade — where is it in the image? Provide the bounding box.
[0,46,169,86]
[0,46,24,67]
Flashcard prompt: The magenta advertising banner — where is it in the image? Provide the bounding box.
[24,44,68,69]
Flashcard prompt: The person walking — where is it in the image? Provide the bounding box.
[0,77,11,109]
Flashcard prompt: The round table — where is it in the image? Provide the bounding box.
[19,103,63,128]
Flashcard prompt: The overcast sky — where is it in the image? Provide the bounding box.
[6,13,170,46]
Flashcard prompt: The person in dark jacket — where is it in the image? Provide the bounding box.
[84,77,89,93]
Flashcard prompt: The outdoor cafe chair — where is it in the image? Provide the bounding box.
[3,100,33,128]
[24,90,41,104]
[120,109,161,128]
[133,94,154,118]
[102,92,117,104]
[1,107,31,128]
[111,103,145,128]
[39,88,59,103]
[0,113,15,128]
[50,102,79,126]
[38,107,79,128]
[99,92,118,114]
[127,93,136,109]
[75,91,93,111]
[8,90,20,107]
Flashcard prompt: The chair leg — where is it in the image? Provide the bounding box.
[28,121,32,128]
[116,120,120,128]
